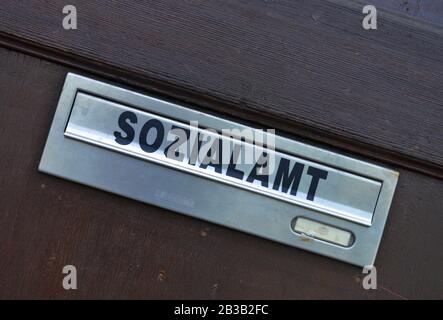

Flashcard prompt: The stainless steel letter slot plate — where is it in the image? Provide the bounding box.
[39,73,399,266]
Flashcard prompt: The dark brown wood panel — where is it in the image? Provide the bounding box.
[366,0,443,26]
[0,0,442,178]
[1,47,442,299]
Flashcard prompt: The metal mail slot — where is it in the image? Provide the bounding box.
[66,92,381,226]
[39,73,399,266]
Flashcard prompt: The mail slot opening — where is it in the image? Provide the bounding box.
[64,92,382,226]
[291,217,354,247]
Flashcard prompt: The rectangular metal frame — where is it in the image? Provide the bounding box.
[39,73,399,266]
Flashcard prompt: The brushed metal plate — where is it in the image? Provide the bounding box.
[39,73,399,266]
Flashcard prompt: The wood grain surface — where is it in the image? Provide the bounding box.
[1,47,442,299]
[0,0,442,178]
[364,0,443,26]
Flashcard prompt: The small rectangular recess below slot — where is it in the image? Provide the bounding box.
[293,217,354,247]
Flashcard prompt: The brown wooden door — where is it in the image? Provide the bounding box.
[0,0,442,299]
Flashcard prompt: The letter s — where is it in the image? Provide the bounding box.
[114,111,137,145]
